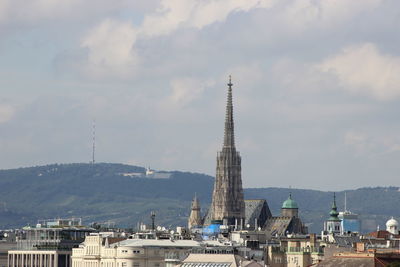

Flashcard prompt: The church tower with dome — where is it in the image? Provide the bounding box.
[263,192,308,236]
[324,193,342,235]
[281,193,299,218]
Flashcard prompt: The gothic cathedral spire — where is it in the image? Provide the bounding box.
[211,76,245,225]
[223,75,235,149]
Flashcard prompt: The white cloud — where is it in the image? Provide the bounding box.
[167,77,214,107]
[344,131,369,152]
[80,0,274,78]
[0,104,15,123]
[318,43,400,100]
[344,130,400,157]
[141,0,273,37]
[80,19,138,78]
[283,0,382,30]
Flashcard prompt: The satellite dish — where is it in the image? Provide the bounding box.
[170,230,175,235]
[157,226,162,231]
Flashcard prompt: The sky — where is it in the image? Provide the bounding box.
[0,0,400,190]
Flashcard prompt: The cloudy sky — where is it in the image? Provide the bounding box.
[0,0,400,190]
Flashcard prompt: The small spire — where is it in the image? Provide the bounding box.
[333,192,337,207]
[329,192,339,220]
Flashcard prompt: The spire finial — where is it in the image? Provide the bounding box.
[332,192,337,209]
[228,75,233,87]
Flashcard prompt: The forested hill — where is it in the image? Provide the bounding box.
[0,163,398,233]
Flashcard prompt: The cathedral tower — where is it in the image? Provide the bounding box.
[210,76,245,225]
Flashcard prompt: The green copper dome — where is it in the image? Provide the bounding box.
[282,194,298,209]
[328,193,341,221]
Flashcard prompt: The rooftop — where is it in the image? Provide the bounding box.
[282,194,298,209]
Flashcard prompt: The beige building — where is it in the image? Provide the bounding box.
[8,250,72,267]
[265,235,324,267]
[72,234,206,267]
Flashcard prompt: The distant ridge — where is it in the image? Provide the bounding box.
[0,163,398,233]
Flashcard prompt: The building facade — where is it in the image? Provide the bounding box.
[338,211,360,234]
[8,218,93,267]
[72,234,204,267]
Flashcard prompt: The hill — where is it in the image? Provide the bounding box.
[0,163,398,233]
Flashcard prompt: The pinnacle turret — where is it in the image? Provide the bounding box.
[188,194,202,229]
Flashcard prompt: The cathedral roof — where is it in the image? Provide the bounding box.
[282,193,298,209]
[263,216,293,236]
[244,199,272,228]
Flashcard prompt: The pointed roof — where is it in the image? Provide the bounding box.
[191,193,200,210]
[223,75,235,150]
[328,192,340,221]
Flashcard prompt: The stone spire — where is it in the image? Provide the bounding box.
[223,75,235,149]
[210,76,245,225]
[188,194,202,229]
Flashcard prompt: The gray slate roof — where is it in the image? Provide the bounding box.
[263,217,292,236]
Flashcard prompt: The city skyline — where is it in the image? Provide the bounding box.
[1,1,400,190]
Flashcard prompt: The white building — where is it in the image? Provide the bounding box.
[386,217,399,235]
[72,234,212,267]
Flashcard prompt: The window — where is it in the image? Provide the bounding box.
[121,263,127,267]
[154,263,160,267]
[121,250,128,253]
[133,263,140,267]
[133,250,140,254]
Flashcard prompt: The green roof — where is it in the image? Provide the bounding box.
[327,193,340,221]
[282,194,298,209]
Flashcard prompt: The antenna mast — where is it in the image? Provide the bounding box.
[344,192,347,212]
[92,120,96,164]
